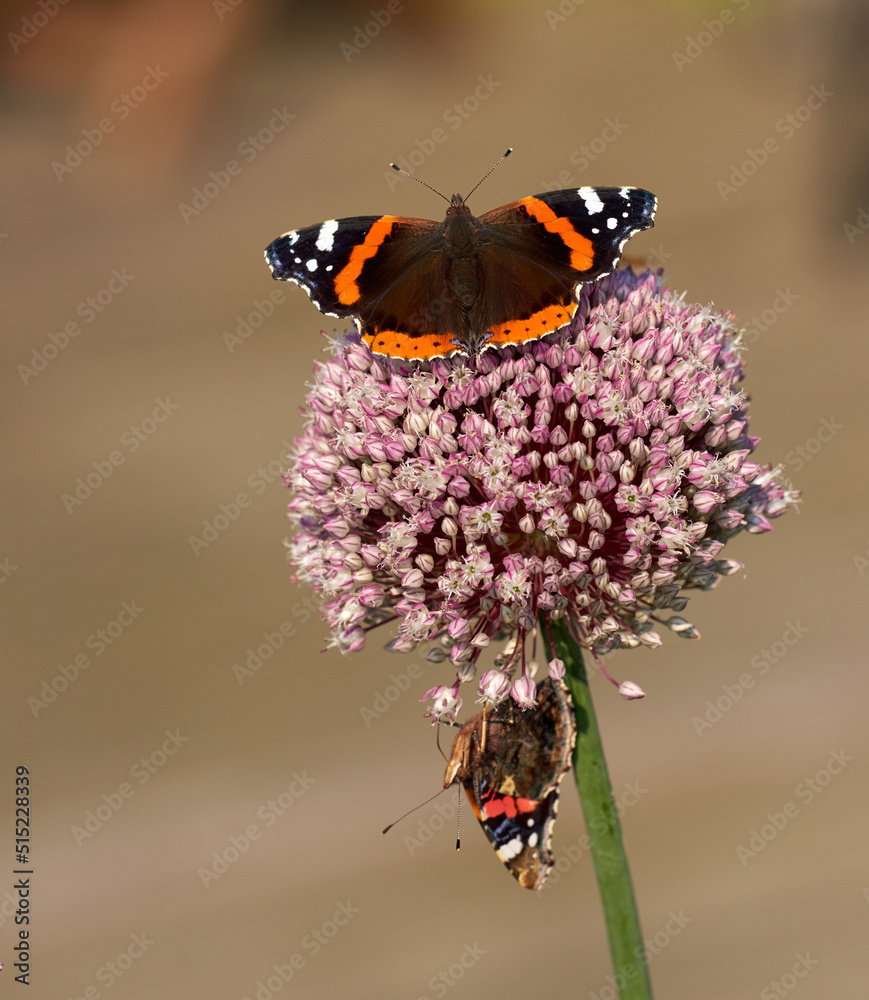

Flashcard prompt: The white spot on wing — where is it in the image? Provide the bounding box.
[528,832,538,847]
[619,187,630,199]
[316,219,339,252]
[607,217,618,230]
[496,837,524,862]
[577,186,604,215]
[306,258,318,272]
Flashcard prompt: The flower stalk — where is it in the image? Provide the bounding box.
[545,615,653,1000]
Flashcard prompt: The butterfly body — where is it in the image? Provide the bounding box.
[444,678,576,890]
[265,185,656,361]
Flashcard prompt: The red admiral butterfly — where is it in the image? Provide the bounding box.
[265,167,656,361]
[443,678,576,890]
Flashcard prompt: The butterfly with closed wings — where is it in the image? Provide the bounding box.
[443,678,576,890]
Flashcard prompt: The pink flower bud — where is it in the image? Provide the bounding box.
[478,669,511,704]
[448,617,470,639]
[548,657,566,680]
[512,675,537,709]
[618,681,646,700]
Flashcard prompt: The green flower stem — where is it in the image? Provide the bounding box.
[544,616,653,1000]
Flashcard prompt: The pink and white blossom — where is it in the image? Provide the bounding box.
[285,270,798,709]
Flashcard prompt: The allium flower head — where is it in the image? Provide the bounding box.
[285,269,798,710]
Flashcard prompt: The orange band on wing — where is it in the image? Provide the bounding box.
[362,327,464,361]
[520,197,595,272]
[486,301,576,349]
[334,216,398,306]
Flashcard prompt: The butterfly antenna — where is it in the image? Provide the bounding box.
[389,162,450,203]
[435,716,464,763]
[455,783,462,852]
[382,787,448,835]
[464,148,512,202]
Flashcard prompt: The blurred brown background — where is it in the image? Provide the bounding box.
[1,0,867,997]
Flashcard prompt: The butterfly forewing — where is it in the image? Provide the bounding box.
[265,215,439,318]
[477,186,656,284]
